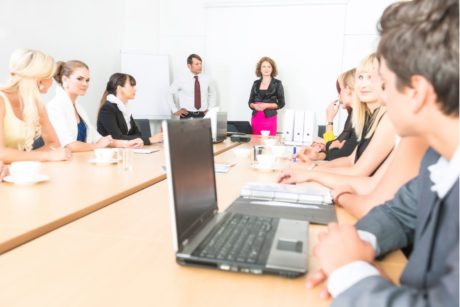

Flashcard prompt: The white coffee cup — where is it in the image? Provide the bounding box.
[94,148,115,162]
[263,138,277,147]
[260,130,270,137]
[256,154,275,169]
[10,161,41,180]
[271,145,286,158]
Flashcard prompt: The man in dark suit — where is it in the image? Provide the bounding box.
[307,0,459,306]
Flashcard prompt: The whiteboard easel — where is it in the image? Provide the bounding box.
[121,51,171,120]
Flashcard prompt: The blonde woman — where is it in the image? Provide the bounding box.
[0,48,70,163]
[47,61,143,152]
[279,53,396,184]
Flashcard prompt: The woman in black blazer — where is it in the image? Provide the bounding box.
[97,73,163,145]
[248,57,285,136]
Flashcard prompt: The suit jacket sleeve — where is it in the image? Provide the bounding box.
[332,244,458,307]
[355,177,418,256]
[334,148,459,307]
[355,148,439,256]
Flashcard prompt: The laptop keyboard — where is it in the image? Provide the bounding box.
[193,213,278,265]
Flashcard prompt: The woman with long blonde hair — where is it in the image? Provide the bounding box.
[279,53,397,184]
[0,48,70,163]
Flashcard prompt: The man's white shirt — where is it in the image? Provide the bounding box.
[168,72,216,113]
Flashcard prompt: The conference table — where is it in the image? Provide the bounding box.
[0,137,406,307]
[0,141,238,255]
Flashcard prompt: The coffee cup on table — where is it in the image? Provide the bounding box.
[94,148,115,162]
[260,130,270,137]
[256,154,275,169]
[10,161,41,181]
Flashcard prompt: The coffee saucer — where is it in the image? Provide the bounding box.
[250,163,281,172]
[88,158,118,166]
[3,174,50,185]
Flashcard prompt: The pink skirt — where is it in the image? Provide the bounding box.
[251,103,277,136]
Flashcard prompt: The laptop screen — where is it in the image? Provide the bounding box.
[163,119,218,251]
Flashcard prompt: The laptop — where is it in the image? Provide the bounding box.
[163,119,308,278]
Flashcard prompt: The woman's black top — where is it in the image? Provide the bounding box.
[325,111,358,161]
[354,107,384,163]
[97,101,150,145]
[248,78,285,118]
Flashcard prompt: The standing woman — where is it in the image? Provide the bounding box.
[0,48,70,163]
[47,61,142,152]
[97,73,162,145]
[248,57,285,136]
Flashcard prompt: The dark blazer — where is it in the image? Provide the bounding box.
[333,148,459,307]
[248,78,285,118]
[97,101,150,145]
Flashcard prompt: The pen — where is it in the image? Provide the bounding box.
[293,145,297,163]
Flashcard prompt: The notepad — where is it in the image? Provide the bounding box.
[240,182,333,205]
[214,162,237,173]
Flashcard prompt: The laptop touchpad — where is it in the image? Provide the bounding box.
[277,239,303,253]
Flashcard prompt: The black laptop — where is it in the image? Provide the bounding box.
[163,119,308,277]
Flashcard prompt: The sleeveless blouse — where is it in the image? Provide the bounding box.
[0,91,32,151]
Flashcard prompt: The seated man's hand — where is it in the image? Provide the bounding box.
[314,223,376,275]
[306,270,331,300]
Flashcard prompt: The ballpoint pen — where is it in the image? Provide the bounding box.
[293,145,297,163]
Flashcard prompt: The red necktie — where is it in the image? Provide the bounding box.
[194,76,201,110]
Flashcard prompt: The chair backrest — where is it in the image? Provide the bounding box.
[227,121,252,134]
[317,125,326,137]
[134,119,152,138]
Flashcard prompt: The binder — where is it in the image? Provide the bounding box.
[282,109,295,142]
[293,110,305,143]
[302,110,318,144]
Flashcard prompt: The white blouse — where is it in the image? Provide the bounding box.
[46,86,102,147]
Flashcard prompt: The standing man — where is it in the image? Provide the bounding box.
[168,54,216,119]
[306,0,459,306]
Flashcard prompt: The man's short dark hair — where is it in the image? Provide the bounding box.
[187,54,202,65]
[377,0,459,116]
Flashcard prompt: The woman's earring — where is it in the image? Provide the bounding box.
[38,82,44,92]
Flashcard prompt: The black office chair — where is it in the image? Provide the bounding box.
[134,119,152,138]
[227,121,252,134]
[317,125,326,137]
